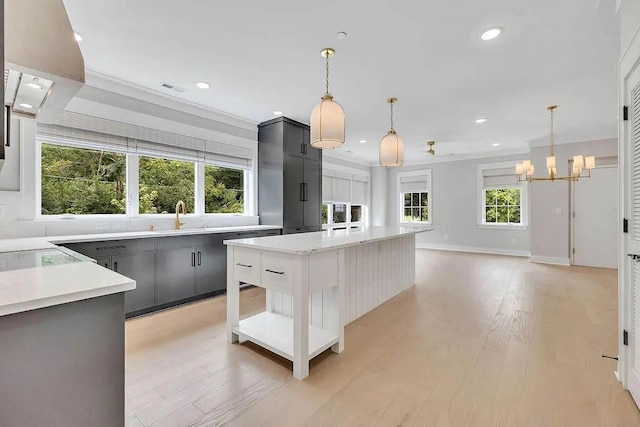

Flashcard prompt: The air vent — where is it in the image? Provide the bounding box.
[160,82,187,93]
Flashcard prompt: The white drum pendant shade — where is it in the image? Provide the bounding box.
[310,95,346,149]
[379,130,404,167]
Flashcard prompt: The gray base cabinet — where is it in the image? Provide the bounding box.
[157,248,197,305]
[196,243,226,295]
[62,228,281,317]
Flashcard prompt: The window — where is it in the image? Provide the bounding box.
[40,143,126,215]
[204,165,244,214]
[484,188,521,224]
[397,170,432,225]
[322,204,329,224]
[333,204,347,223]
[478,161,527,227]
[403,192,429,223]
[139,156,195,214]
[351,205,363,223]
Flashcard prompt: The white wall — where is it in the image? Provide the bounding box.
[529,138,618,264]
[385,154,531,256]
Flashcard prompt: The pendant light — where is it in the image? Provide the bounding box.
[379,98,404,167]
[310,48,345,149]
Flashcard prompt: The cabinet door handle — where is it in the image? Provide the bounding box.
[300,183,305,201]
[265,269,285,275]
[197,251,202,266]
[191,252,196,267]
[104,262,109,268]
[97,245,126,251]
[113,261,118,272]
[236,263,252,268]
[302,182,308,201]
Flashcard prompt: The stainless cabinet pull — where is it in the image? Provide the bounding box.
[197,251,202,266]
[113,261,118,272]
[300,183,305,201]
[191,252,196,267]
[265,269,284,275]
[236,263,252,268]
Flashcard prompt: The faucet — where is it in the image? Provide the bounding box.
[175,200,187,230]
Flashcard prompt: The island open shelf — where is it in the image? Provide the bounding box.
[234,311,339,360]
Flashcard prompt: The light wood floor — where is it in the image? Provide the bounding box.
[124,250,639,427]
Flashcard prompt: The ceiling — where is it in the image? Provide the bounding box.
[62,0,619,165]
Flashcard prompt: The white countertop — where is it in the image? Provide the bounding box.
[224,226,431,255]
[0,261,135,316]
[0,225,282,253]
[0,224,281,316]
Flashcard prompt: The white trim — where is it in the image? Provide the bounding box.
[528,256,571,266]
[396,169,433,226]
[618,16,640,392]
[415,243,529,257]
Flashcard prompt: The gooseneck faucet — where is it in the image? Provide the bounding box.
[175,200,187,230]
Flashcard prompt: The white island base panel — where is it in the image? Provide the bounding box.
[267,234,416,326]
[234,312,338,361]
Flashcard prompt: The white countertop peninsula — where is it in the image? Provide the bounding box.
[0,225,281,316]
[224,226,430,379]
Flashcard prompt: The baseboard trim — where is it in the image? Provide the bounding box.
[415,243,530,257]
[528,255,571,266]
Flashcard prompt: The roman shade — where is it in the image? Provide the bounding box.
[482,166,518,187]
[322,168,369,204]
[399,174,430,193]
[37,111,253,169]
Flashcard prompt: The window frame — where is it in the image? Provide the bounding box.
[321,202,367,230]
[36,137,254,220]
[396,169,433,227]
[477,161,528,229]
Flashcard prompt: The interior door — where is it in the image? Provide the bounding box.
[573,165,618,268]
[625,62,640,407]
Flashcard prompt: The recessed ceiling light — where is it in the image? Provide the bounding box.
[196,82,210,89]
[359,139,367,144]
[337,31,347,40]
[273,110,284,116]
[475,117,487,124]
[26,82,43,90]
[492,143,501,146]
[74,32,83,42]
[19,103,33,109]
[481,28,502,41]
[346,150,353,153]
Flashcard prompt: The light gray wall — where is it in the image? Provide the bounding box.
[386,154,531,255]
[370,166,388,226]
[620,0,640,55]
[529,138,618,262]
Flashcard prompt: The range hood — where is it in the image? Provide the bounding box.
[2,0,85,172]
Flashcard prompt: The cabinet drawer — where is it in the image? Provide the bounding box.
[261,252,294,293]
[233,247,261,284]
[63,239,156,258]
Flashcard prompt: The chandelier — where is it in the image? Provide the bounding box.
[516,105,595,182]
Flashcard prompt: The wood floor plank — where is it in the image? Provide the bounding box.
[123,250,640,427]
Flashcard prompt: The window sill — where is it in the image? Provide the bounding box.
[398,222,432,229]
[478,224,528,230]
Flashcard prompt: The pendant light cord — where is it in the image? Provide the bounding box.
[390,101,394,131]
[549,107,555,156]
[325,53,330,95]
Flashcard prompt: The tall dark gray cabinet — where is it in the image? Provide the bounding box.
[258,117,322,234]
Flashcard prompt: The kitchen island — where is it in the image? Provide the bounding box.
[224,226,430,379]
